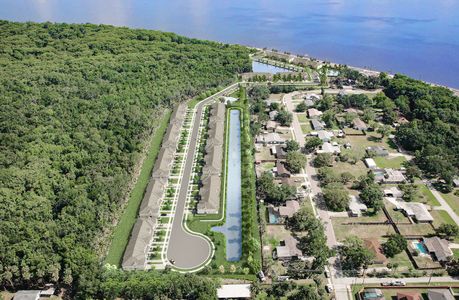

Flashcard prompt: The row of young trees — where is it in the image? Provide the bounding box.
[0,20,251,295]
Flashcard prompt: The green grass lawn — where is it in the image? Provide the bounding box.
[296,113,308,123]
[344,133,395,159]
[332,218,394,242]
[419,184,440,206]
[373,156,407,169]
[432,210,456,227]
[301,123,312,134]
[105,109,171,266]
[453,249,459,258]
[441,192,459,216]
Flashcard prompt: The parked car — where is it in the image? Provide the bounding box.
[391,280,406,286]
[277,276,290,282]
[326,284,334,293]
[257,271,266,282]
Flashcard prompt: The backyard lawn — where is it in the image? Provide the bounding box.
[418,184,440,206]
[344,133,396,159]
[373,156,407,169]
[332,218,394,242]
[301,123,312,134]
[441,192,459,216]
[296,113,308,123]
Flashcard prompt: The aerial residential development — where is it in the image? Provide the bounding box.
[1,9,459,300]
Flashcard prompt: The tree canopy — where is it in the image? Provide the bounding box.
[0,20,250,294]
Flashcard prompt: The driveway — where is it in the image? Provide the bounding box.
[166,84,238,270]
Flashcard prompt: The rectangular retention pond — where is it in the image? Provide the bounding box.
[212,109,242,261]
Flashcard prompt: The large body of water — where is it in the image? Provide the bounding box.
[212,109,242,262]
[1,0,459,88]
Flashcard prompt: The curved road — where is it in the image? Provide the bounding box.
[166,84,238,270]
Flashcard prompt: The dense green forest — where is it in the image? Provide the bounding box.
[0,20,250,295]
[384,75,459,190]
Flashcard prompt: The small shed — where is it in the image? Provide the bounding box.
[364,158,377,169]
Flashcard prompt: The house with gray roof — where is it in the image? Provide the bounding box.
[198,103,225,214]
[311,119,325,131]
[13,291,41,300]
[366,146,389,157]
[122,217,156,270]
[427,289,455,300]
[198,174,221,214]
[138,178,167,218]
[274,235,303,261]
[152,147,175,179]
[423,237,453,263]
[352,118,368,131]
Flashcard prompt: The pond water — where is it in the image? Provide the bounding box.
[212,109,242,261]
[252,61,289,74]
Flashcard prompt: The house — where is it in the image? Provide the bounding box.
[397,202,433,223]
[427,289,455,300]
[384,186,404,198]
[361,288,385,300]
[308,108,323,118]
[367,146,389,157]
[265,120,277,131]
[275,161,291,177]
[311,119,325,131]
[304,99,315,107]
[269,110,278,121]
[122,217,156,270]
[278,200,300,218]
[348,195,368,217]
[274,235,303,261]
[317,130,334,142]
[256,132,285,144]
[363,239,387,265]
[271,145,287,159]
[381,169,406,184]
[317,142,341,154]
[352,118,368,131]
[13,291,41,300]
[453,178,459,187]
[396,291,422,300]
[217,284,251,299]
[198,174,221,214]
[423,237,453,263]
[364,158,377,169]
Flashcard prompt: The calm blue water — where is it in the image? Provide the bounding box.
[1,0,459,87]
[212,109,242,262]
[252,61,289,74]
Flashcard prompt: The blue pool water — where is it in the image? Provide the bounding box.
[252,61,289,74]
[268,211,280,224]
[212,110,242,261]
[414,241,428,254]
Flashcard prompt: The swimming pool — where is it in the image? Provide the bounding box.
[413,240,428,255]
[268,211,279,224]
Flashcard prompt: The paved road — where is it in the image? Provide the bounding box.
[166,84,238,270]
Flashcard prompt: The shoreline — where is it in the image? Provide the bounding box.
[251,47,459,95]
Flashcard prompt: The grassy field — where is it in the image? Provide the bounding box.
[344,133,396,159]
[441,192,459,215]
[105,109,172,266]
[373,156,407,169]
[332,218,394,242]
[301,123,312,134]
[296,113,308,123]
[419,184,440,206]
[334,160,368,178]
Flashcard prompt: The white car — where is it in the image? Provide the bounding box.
[326,284,334,293]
